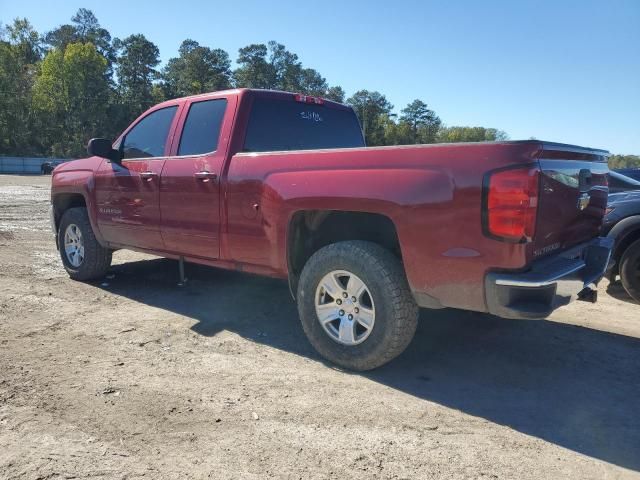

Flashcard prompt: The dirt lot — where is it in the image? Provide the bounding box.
[0,174,639,480]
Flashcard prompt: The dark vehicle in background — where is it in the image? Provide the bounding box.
[41,160,64,174]
[614,168,640,182]
[604,172,640,302]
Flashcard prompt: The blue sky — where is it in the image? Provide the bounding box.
[2,0,639,154]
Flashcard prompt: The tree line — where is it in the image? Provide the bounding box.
[3,8,633,167]
[608,155,640,169]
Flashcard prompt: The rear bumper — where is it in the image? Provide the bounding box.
[485,237,613,320]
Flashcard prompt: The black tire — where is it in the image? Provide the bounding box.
[297,241,419,371]
[58,207,112,281]
[620,238,640,302]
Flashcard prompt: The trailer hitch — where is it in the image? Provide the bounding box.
[577,286,598,303]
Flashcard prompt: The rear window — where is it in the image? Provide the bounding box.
[178,99,227,156]
[243,97,364,152]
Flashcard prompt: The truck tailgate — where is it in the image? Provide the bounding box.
[533,143,609,259]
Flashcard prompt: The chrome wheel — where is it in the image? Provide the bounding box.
[64,223,84,267]
[315,270,375,346]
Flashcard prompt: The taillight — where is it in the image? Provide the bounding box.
[294,93,324,105]
[483,166,540,243]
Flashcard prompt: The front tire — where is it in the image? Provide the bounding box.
[297,241,419,371]
[58,207,112,281]
[620,238,640,302]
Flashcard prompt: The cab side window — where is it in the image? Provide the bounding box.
[178,99,227,156]
[122,106,177,159]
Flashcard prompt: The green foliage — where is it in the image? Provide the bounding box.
[233,41,330,96]
[398,99,441,144]
[114,34,160,119]
[267,41,304,91]
[325,86,345,103]
[45,8,115,72]
[0,19,41,155]
[347,90,393,146]
[4,17,42,63]
[234,43,272,88]
[43,24,77,51]
[609,155,640,169]
[437,126,508,143]
[162,39,232,97]
[32,42,110,156]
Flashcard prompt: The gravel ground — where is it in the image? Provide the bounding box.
[0,174,639,480]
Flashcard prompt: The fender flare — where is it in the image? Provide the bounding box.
[51,174,105,246]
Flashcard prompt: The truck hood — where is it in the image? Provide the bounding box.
[53,156,103,174]
[608,189,640,207]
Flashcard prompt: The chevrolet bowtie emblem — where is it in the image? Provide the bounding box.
[577,193,591,211]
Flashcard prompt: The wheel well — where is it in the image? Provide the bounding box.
[287,210,402,293]
[52,194,87,231]
[615,227,640,267]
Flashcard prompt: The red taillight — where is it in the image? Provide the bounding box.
[484,166,540,242]
[294,93,324,105]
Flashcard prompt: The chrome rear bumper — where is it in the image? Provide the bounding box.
[485,237,613,319]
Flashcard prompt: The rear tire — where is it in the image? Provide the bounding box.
[620,238,640,303]
[58,207,112,281]
[297,241,419,371]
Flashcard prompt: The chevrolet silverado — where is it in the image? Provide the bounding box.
[50,89,613,370]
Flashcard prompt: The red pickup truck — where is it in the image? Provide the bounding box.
[50,88,613,370]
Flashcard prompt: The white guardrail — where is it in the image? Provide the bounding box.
[0,157,72,174]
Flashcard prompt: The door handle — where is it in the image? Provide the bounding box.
[139,171,157,181]
[194,171,218,181]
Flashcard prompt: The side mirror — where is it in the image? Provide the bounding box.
[87,138,122,163]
